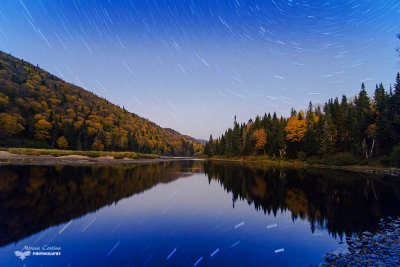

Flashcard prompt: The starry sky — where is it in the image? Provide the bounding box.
[0,0,399,139]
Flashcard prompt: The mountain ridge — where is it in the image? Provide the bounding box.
[0,51,203,155]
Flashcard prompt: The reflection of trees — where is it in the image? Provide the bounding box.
[203,161,400,239]
[285,188,309,220]
[0,161,201,247]
[2,160,399,247]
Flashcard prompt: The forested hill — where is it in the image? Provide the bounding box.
[0,51,202,155]
[204,75,400,166]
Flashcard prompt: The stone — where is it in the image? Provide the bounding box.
[372,235,385,243]
[325,254,337,262]
[362,231,373,237]
[321,216,400,266]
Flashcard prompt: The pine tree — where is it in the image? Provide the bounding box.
[392,73,400,146]
[374,83,391,154]
[304,102,318,155]
[355,83,374,158]
[204,135,215,156]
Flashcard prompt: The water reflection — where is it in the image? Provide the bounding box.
[0,161,202,247]
[0,160,400,264]
[203,161,400,238]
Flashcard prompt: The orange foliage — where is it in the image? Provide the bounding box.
[285,116,307,142]
[252,129,267,152]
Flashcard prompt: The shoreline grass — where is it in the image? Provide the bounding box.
[205,155,400,175]
[4,147,159,160]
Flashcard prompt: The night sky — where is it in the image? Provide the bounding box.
[0,0,399,139]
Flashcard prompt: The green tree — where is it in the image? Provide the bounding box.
[374,83,391,154]
[304,102,319,155]
[204,135,215,156]
[355,83,374,158]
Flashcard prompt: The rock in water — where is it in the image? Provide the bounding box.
[320,216,400,266]
[372,235,385,243]
[362,231,373,237]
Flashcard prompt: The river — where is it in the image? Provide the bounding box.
[0,160,399,266]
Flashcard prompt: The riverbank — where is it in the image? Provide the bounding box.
[205,156,400,176]
[0,148,193,166]
[1,148,399,175]
[320,216,400,266]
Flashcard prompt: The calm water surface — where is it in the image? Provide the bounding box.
[0,160,399,266]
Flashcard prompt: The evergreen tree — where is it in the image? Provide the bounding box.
[355,83,374,158]
[374,83,391,154]
[304,102,318,155]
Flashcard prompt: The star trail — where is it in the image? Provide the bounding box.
[0,0,399,139]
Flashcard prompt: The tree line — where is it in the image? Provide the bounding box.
[204,75,400,166]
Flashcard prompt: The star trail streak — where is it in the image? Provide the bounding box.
[0,0,399,139]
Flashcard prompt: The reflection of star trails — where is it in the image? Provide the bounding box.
[169,188,181,198]
[107,241,120,256]
[230,241,240,248]
[234,222,244,228]
[313,232,323,236]
[167,248,176,260]
[267,223,278,229]
[59,220,72,235]
[194,256,203,266]
[210,248,219,257]
[81,217,97,232]
[143,254,152,266]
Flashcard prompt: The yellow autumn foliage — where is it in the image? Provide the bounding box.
[0,51,203,155]
[34,119,52,141]
[0,113,25,137]
[285,116,307,142]
[56,136,69,149]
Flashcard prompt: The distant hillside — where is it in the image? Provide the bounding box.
[196,139,207,145]
[164,128,202,144]
[0,51,203,155]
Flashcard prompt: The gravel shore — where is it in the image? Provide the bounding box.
[0,151,192,166]
[320,217,400,266]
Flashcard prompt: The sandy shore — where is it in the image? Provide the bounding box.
[0,151,195,166]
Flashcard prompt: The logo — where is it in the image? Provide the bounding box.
[14,245,62,261]
[14,250,31,261]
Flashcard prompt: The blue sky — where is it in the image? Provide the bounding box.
[0,0,399,139]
